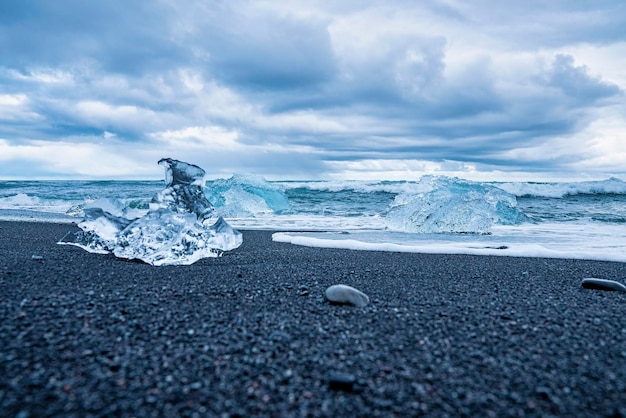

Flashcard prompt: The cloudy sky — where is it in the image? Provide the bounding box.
[1,0,625,180]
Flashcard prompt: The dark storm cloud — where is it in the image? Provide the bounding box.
[546,54,622,102]
[198,12,336,90]
[0,0,185,74]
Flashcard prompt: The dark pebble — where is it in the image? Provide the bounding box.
[328,372,356,391]
[581,278,626,292]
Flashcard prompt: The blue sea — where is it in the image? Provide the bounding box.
[1,175,626,262]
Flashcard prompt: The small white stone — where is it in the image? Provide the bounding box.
[581,278,626,292]
[325,284,370,307]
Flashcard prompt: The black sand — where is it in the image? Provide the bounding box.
[1,221,625,417]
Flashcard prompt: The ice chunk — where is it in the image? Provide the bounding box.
[205,173,289,217]
[59,158,242,265]
[151,158,216,220]
[385,176,524,234]
[65,207,134,253]
[67,197,148,219]
[112,209,242,266]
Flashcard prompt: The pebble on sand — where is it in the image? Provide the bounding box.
[581,278,626,292]
[325,284,370,307]
[327,372,356,391]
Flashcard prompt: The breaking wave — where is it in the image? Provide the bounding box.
[495,177,626,198]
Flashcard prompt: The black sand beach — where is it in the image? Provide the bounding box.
[1,221,625,417]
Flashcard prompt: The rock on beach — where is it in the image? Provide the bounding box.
[325,284,370,307]
[581,278,626,292]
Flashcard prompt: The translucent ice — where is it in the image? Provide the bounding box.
[59,158,242,265]
[204,173,289,217]
[385,176,524,234]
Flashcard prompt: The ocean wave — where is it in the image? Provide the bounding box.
[0,193,74,213]
[276,180,420,195]
[495,177,626,198]
[278,177,626,199]
[2,176,625,228]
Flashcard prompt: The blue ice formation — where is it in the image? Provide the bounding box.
[204,173,289,217]
[385,176,524,234]
[59,158,242,266]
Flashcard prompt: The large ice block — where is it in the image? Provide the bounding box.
[59,158,242,265]
[385,176,524,234]
[205,173,289,217]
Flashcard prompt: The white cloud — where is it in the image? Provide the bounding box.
[8,68,74,84]
[0,138,159,178]
[253,111,350,135]
[564,42,626,88]
[325,158,446,180]
[0,94,41,121]
[75,101,155,123]
[567,113,626,174]
[149,125,241,149]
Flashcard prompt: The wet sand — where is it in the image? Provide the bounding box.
[1,221,625,417]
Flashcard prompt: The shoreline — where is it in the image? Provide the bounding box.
[0,209,77,224]
[3,211,626,264]
[1,221,625,416]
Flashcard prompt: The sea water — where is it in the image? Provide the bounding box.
[1,175,625,262]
